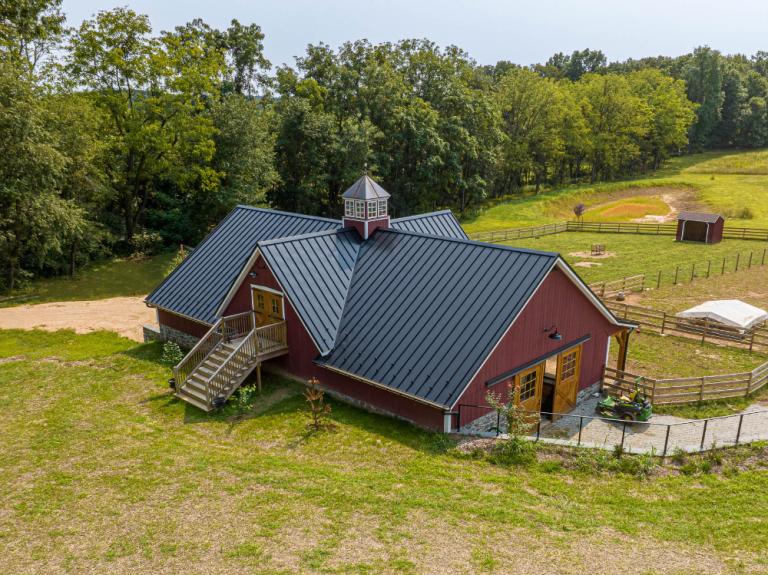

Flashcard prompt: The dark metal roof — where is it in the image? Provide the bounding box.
[319,230,559,408]
[145,206,340,324]
[259,229,362,354]
[390,210,468,239]
[342,175,391,200]
[677,211,723,223]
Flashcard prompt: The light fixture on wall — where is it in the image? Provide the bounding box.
[544,325,563,341]
[248,271,258,278]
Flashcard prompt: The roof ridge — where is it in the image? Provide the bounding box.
[235,204,342,224]
[379,228,559,258]
[390,210,454,222]
[257,227,353,247]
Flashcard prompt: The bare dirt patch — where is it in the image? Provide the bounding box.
[569,250,616,259]
[582,186,702,223]
[574,261,601,268]
[0,296,154,342]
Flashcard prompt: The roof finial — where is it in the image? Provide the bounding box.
[363,162,368,176]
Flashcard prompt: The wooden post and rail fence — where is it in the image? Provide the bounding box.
[602,361,768,406]
[467,220,768,242]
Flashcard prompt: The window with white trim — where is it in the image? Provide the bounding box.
[354,200,365,219]
[367,200,377,218]
[344,199,355,217]
[377,199,387,217]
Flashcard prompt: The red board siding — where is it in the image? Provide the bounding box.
[676,218,724,244]
[225,255,445,430]
[455,267,621,422]
[157,309,210,338]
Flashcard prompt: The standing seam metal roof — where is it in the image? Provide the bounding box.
[319,230,558,408]
[258,229,362,354]
[390,210,468,239]
[677,212,723,223]
[145,206,341,324]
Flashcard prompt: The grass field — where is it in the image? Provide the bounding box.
[1,329,768,574]
[0,251,177,307]
[462,149,768,233]
[504,232,768,283]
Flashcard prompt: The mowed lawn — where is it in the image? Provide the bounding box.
[504,232,768,283]
[0,251,177,307]
[462,149,768,233]
[1,329,768,574]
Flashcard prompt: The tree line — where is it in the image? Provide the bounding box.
[1,1,767,290]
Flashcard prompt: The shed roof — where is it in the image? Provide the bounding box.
[342,175,391,200]
[390,210,467,239]
[259,229,362,354]
[677,211,723,224]
[319,230,559,408]
[145,206,340,324]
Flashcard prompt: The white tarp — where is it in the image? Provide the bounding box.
[677,300,768,331]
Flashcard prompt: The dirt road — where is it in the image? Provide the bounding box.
[0,296,155,342]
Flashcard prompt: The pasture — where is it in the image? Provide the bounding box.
[462,149,768,233]
[1,329,768,574]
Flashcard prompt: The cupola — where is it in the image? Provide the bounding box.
[342,173,390,239]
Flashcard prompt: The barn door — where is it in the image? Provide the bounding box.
[552,345,582,416]
[251,287,284,326]
[515,363,544,413]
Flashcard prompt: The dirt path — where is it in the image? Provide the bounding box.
[0,296,154,342]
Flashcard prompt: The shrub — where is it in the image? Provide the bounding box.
[237,384,258,410]
[161,341,183,366]
[488,436,536,466]
[670,448,687,465]
[129,230,163,258]
[737,206,754,220]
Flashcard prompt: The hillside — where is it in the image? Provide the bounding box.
[463,150,768,233]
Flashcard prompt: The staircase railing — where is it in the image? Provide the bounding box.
[172,311,255,392]
[173,317,225,391]
[204,321,288,406]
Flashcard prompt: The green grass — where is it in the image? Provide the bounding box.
[462,149,768,233]
[0,251,177,307]
[504,232,768,283]
[1,329,768,573]
[612,331,767,381]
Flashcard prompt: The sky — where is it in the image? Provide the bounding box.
[61,0,768,68]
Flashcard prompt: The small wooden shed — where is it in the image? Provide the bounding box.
[676,212,724,244]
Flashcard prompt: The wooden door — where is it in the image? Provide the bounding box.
[251,288,284,326]
[515,363,544,413]
[553,345,582,415]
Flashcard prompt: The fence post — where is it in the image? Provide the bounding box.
[657,269,662,289]
[674,266,679,285]
[660,312,667,335]
[699,377,705,401]
[749,332,756,353]
[749,251,753,269]
[736,414,744,445]
[762,249,766,266]
[722,257,726,275]
[620,422,627,454]
[691,263,696,282]
[736,253,740,271]
[578,416,584,446]
[707,260,711,278]
[663,425,671,458]
[700,419,709,451]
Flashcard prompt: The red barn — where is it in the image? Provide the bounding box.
[676,212,724,244]
[146,175,634,432]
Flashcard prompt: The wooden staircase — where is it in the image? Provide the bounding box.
[172,311,288,411]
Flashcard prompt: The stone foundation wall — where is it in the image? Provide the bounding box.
[158,324,200,350]
[142,324,162,343]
